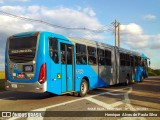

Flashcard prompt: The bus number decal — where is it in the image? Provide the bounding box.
[76,69,84,74]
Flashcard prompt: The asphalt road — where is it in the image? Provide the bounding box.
[0,76,159,120]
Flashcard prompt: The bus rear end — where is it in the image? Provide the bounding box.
[5,32,47,93]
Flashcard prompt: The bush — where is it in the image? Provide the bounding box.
[148,71,157,76]
[154,70,160,75]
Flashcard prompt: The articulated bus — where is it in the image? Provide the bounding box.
[5,31,149,97]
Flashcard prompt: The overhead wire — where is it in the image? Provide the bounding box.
[74,23,114,40]
[0,10,113,33]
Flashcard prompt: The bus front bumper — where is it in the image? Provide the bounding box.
[5,81,47,93]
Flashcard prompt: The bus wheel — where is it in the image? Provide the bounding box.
[79,79,88,97]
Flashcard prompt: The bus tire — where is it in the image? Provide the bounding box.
[79,79,88,97]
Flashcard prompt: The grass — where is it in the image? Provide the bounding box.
[0,71,5,90]
[148,68,160,76]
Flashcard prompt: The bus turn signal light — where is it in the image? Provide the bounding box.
[38,63,46,84]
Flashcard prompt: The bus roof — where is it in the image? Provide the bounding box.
[68,37,113,49]
[11,31,69,41]
[12,31,40,38]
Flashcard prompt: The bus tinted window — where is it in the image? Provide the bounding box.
[135,56,139,66]
[126,54,130,66]
[130,56,134,67]
[120,53,126,66]
[9,36,37,63]
[105,50,111,66]
[9,36,37,50]
[98,49,105,65]
[67,45,73,64]
[87,46,97,65]
[49,38,59,63]
[61,44,66,64]
[76,44,87,64]
[120,53,131,66]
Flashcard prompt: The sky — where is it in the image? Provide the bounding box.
[0,0,160,70]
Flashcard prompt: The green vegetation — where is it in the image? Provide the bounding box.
[148,68,160,76]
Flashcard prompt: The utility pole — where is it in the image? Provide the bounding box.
[113,20,120,47]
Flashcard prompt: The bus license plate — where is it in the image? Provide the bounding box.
[11,84,17,88]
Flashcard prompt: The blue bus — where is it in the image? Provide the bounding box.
[5,31,149,96]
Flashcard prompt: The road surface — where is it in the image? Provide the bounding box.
[0,76,159,120]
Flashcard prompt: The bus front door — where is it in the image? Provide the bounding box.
[61,43,74,93]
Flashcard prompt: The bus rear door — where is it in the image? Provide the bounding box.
[60,43,74,93]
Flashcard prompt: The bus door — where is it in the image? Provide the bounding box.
[60,43,74,93]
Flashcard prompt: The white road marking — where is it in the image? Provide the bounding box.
[86,97,113,109]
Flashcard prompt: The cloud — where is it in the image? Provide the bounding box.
[120,23,160,52]
[0,0,28,4]
[40,6,101,29]
[82,8,96,17]
[27,5,40,13]
[120,23,149,49]
[120,23,143,35]
[149,34,160,49]
[0,5,24,14]
[143,14,156,21]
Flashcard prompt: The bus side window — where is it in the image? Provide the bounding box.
[120,53,126,66]
[126,54,130,66]
[61,44,66,64]
[130,56,134,67]
[87,46,97,65]
[134,56,138,66]
[49,38,59,63]
[67,45,73,64]
[134,56,140,66]
[105,50,111,66]
[76,43,87,65]
[138,56,141,66]
[98,49,105,65]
